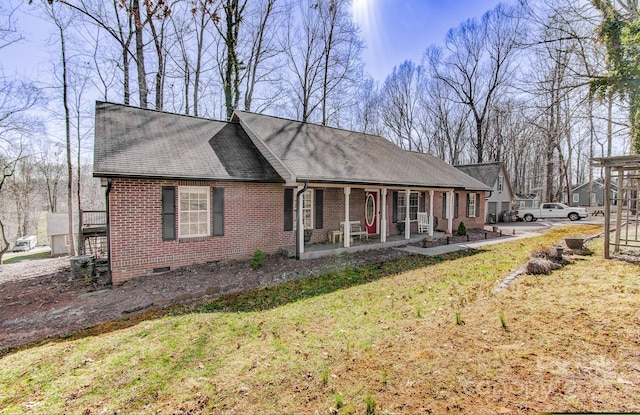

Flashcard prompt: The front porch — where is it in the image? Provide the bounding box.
[281,230,448,259]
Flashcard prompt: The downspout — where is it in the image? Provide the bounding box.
[105,178,112,285]
[295,181,308,260]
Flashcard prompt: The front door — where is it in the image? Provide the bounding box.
[364,191,378,234]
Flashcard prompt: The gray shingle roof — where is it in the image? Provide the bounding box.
[455,162,504,188]
[235,111,489,190]
[93,102,489,190]
[93,102,281,182]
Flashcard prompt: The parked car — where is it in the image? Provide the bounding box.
[12,235,37,252]
[515,203,588,222]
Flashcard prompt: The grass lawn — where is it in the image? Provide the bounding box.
[1,225,638,413]
[1,250,51,265]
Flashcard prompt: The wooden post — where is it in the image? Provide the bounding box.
[381,188,387,243]
[344,187,351,247]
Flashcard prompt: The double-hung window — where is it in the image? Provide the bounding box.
[397,192,419,221]
[468,193,476,218]
[178,186,210,238]
[301,190,313,230]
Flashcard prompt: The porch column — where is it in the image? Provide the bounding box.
[448,189,454,234]
[297,185,305,256]
[429,190,434,237]
[381,188,387,243]
[344,187,351,247]
[405,189,410,239]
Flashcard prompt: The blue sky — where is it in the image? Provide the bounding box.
[4,0,511,85]
[352,0,510,81]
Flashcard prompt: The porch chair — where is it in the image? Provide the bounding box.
[417,212,431,234]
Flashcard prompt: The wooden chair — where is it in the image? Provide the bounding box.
[417,212,430,233]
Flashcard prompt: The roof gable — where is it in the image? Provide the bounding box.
[93,102,281,182]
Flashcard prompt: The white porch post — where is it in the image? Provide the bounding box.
[429,190,434,237]
[344,187,351,247]
[448,190,454,234]
[297,185,305,255]
[381,188,387,243]
[404,189,410,239]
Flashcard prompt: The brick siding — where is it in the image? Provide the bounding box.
[108,180,485,283]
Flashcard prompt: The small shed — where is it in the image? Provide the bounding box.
[47,213,77,256]
[515,193,540,209]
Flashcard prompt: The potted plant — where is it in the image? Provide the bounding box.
[304,229,313,243]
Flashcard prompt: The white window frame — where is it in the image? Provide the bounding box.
[301,190,314,230]
[178,186,210,238]
[573,193,579,204]
[398,191,419,221]
[468,193,476,218]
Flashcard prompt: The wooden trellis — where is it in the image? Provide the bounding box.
[591,155,640,259]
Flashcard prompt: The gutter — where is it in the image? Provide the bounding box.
[105,178,112,285]
[295,181,308,260]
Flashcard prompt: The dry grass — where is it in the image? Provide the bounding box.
[1,224,639,414]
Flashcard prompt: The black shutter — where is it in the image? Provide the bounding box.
[466,193,470,217]
[419,192,426,212]
[454,193,459,218]
[392,191,398,223]
[476,193,481,219]
[315,189,323,229]
[442,193,447,219]
[284,188,293,231]
[213,187,224,236]
[162,186,176,241]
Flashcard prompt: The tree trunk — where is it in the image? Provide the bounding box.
[133,0,148,108]
[58,18,76,257]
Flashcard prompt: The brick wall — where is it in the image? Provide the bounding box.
[109,179,295,284]
[108,180,485,283]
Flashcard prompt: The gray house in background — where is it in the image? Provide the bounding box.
[456,162,515,223]
[566,179,617,206]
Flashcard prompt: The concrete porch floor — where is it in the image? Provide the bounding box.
[279,231,448,259]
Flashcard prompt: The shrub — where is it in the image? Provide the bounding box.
[456,221,467,236]
[251,249,266,269]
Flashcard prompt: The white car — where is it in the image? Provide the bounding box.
[515,203,589,222]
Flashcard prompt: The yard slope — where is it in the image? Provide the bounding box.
[1,225,638,414]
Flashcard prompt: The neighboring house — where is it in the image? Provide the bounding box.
[515,194,540,209]
[455,162,515,223]
[564,179,618,206]
[94,102,490,284]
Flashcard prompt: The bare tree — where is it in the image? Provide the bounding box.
[282,0,325,122]
[425,3,526,163]
[0,75,39,262]
[45,2,76,256]
[379,60,425,151]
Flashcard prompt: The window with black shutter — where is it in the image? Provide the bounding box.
[162,186,176,240]
[392,191,398,223]
[454,193,459,218]
[213,187,224,236]
[284,188,293,231]
[315,189,324,229]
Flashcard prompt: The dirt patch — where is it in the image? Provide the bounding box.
[0,249,411,351]
[411,228,504,247]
